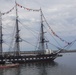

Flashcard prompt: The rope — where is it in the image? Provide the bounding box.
[2,6,15,15]
[43,25,62,48]
[35,32,41,51]
[21,38,37,48]
[8,23,16,52]
[41,9,69,44]
[16,2,40,12]
[63,39,76,50]
[18,20,39,38]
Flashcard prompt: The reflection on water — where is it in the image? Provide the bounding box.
[0,67,20,75]
[0,61,58,75]
[0,53,76,75]
[32,61,58,75]
[0,69,3,75]
[24,61,58,75]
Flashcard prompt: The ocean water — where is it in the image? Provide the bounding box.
[0,53,76,75]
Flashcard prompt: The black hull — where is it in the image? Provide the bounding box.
[0,53,58,64]
[0,61,5,64]
[12,58,55,64]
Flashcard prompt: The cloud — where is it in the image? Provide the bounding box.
[0,0,76,51]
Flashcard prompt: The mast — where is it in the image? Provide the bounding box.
[0,12,3,56]
[15,0,20,56]
[40,9,45,54]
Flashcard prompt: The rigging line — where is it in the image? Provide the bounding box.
[48,42,61,50]
[2,26,15,40]
[18,20,39,38]
[18,18,39,34]
[9,40,16,52]
[2,31,14,41]
[3,32,15,40]
[3,42,9,47]
[18,11,40,27]
[1,39,11,50]
[3,24,15,51]
[63,42,72,49]
[2,27,11,34]
[62,43,73,51]
[67,42,76,50]
[40,11,63,47]
[16,2,40,11]
[44,26,67,51]
[2,5,15,15]
[43,24,62,48]
[13,42,18,55]
[8,24,16,52]
[63,40,76,50]
[41,11,69,44]
[19,21,39,50]
[71,39,76,43]
[53,41,75,52]
[45,36,61,49]
[21,38,37,48]
[8,36,15,52]
[2,22,16,35]
[63,39,76,49]
[8,36,16,52]
[57,40,76,52]
[35,32,41,51]
[17,12,39,32]
[70,39,76,44]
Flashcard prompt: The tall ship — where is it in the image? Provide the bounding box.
[0,1,75,64]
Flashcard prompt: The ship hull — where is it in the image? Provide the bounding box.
[0,53,59,64]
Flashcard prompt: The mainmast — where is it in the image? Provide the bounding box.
[0,12,3,56]
[40,9,45,54]
[15,0,20,56]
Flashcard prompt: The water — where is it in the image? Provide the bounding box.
[0,53,76,75]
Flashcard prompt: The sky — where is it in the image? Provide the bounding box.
[0,0,76,52]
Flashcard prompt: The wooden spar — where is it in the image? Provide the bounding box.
[39,9,45,54]
[15,0,20,56]
[0,12,3,56]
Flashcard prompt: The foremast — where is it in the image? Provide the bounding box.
[15,0,20,56]
[0,12,3,56]
[40,9,46,54]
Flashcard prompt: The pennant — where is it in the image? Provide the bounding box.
[2,6,15,15]
[26,8,30,10]
[16,2,40,12]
